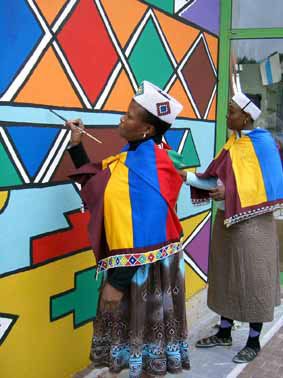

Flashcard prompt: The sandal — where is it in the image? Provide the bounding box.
[232,346,259,363]
[195,335,232,348]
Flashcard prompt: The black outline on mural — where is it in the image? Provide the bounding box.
[49,265,99,329]
[0,312,19,346]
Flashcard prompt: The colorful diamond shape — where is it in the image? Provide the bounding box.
[128,16,174,89]
[57,0,119,104]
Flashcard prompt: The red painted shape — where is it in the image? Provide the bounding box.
[32,211,91,264]
[57,0,119,104]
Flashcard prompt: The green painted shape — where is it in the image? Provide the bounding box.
[142,0,174,13]
[280,272,283,286]
[51,267,102,327]
[181,131,200,167]
[128,18,174,89]
[0,142,23,187]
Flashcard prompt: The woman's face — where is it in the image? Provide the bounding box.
[119,100,155,142]
[226,101,250,131]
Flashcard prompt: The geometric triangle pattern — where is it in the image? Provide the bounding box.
[164,129,185,152]
[179,0,220,35]
[181,130,200,168]
[164,128,200,168]
[34,0,69,25]
[15,47,83,108]
[5,126,60,178]
[184,216,211,275]
[181,211,211,282]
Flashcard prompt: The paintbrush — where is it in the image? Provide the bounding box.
[49,109,102,144]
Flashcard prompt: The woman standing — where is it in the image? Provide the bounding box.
[182,93,283,364]
[67,81,190,378]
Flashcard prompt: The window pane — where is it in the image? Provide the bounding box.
[230,39,283,136]
[232,0,283,29]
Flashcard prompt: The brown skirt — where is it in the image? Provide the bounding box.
[90,252,189,378]
[208,211,281,322]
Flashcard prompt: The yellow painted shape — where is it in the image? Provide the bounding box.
[168,79,196,118]
[34,0,68,24]
[15,47,82,108]
[0,191,9,211]
[207,93,216,121]
[0,251,96,378]
[103,69,134,112]
[230,136,267,207]
[100,0,146,47]
[185,263,206,299]
[155,9,200,61]
[104,154,133,249]
[181,211,210,243]
[203,33,219,69]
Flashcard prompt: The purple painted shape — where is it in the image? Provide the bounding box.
[180,0,220,35]
[184,218,211,274]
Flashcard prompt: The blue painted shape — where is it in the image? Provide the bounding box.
[6,126,60,177]
[0,0,43,95]
[164,129,185,151]
[0,184,82,276]
[0,105,122,126]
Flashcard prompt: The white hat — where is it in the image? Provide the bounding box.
[133,81,183,124]
[232,92,262,121]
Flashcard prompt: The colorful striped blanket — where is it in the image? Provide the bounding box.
[71,139,183,273]
[191,128,283,227]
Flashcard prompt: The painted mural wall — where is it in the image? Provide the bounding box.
[0,0,219,377]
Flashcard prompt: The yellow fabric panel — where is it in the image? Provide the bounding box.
[230,136,267,207]
[104,154,133,250]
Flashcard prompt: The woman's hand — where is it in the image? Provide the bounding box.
[209,184,225,201]
[65,119,85,146]
[100,282,124,312]
[178,170,187,182]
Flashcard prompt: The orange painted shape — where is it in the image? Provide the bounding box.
[207,93,217,121]
[103,69,134,112]
[204,32,219,69]
[154,9,200,62]
[100,0,147,47]
[15,46,83,108]
[34,0,68,25]
[168,79,196,119]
